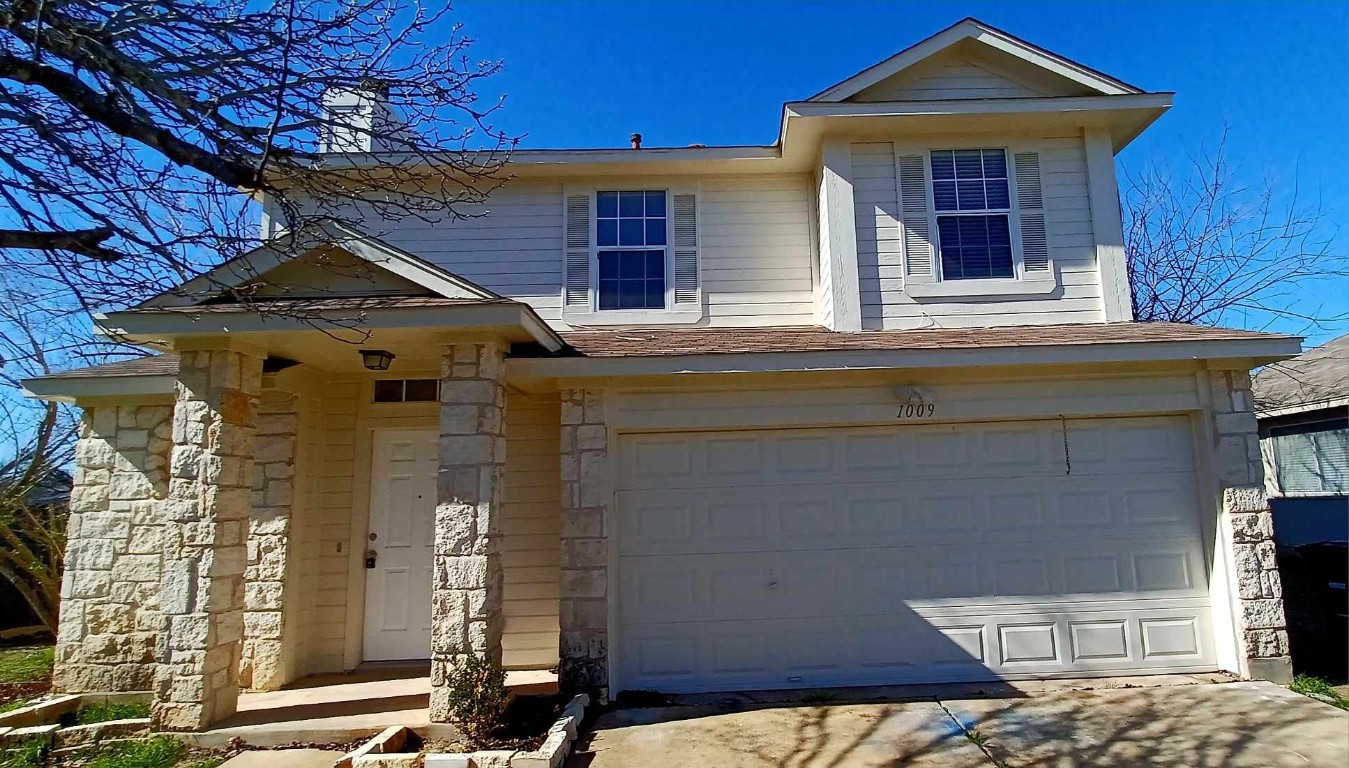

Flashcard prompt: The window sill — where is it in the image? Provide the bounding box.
[906,277,1058,298]
[562,309,704,326]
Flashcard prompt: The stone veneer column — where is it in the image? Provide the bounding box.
[558,389,609,692]
[429,340,507,722]
[238,390,298,691]
[54,404,173,694]
[1208,367,1293,683]
[153,347,261,731]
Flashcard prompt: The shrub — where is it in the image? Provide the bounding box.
[442,653,508,745]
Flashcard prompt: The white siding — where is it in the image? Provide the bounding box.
[697,176,816,327]
[371,183,565,319]
[351,176,815,329]
[851,54,1047,102]
[502,390,561,670]
[852,134,1106,330]
[815,170,835,329]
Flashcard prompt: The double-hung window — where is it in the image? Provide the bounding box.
[931,149,1014,280]
[596,190,667,310]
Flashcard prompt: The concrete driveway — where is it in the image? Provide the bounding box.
[568,678,1348,767]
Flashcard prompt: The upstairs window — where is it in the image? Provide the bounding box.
[596,190,667,310]
[930,149,1014,280]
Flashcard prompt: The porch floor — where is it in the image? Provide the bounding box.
[186,664,558,748]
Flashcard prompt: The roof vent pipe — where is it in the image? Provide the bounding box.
[630,133,642,149]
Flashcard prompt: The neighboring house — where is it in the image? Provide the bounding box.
[0,468,71,633]
[20,18,1304,732]
[1253,335,1347,681]
[1254,334,1348,547]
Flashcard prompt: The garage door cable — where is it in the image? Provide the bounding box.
[1060,414,1072,475]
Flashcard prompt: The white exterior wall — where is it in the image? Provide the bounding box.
[343,175,816,330]
[851,133,1106,329]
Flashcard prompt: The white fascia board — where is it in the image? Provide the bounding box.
[786,93,1173,120]
[22,376,176,403]
[1257,396,1349,420]
[511,337,1303,379]
[314,146,782,174]
[95,303,565,352]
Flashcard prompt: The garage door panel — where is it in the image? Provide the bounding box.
[620,484,1201,557]
[616,416,1197,491]
[615,416,1214,692]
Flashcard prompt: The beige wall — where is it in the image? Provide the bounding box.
[287,376,561,674]
[502,390,562,670]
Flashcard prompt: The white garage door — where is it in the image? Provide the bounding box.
[614,416,1215,693]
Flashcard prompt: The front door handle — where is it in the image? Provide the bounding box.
[365,550,377,569]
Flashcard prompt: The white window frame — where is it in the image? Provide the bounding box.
[928,148,1022,282]
[902,144,1058,299]
[561,187,702,325]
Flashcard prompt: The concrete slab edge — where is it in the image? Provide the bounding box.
[345,694,590,768]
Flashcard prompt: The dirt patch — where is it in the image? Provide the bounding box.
[423,693,567,753]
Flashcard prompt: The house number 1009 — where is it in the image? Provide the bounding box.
[897,403,935,418]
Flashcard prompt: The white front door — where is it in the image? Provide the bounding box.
[614,416,1215,693]
[363,429,438,661]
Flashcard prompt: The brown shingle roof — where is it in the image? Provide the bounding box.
[559,322,1289,357]
[1253,333,1349,412]
[33,322,1292,381]
[39,355,180,379]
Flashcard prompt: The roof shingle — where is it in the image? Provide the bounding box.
[559,322,1289,358]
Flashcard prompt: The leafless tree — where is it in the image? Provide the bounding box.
[0,0,515,630]
[0,0,516,316]
[1123,131,1346,333]
[0,278,127,633]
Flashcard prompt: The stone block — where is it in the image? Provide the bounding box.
[437,556,488,590]
[562,538,606,569]
[577,453,609,509]
[576,425,607,451]
[243,611,282,640]
[109,472,155,501]
[440,435,493,467]
[160,560,198,615]
[1224,486,1268,515]
[442,379,496,405]
[561,569,606,599]
[111,554,161,583]
[560,508,603,539]
[1240,598,1286,630]
[245,581,285,610]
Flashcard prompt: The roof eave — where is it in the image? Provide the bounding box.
[510,335,1302,379]
[95,301,565,353]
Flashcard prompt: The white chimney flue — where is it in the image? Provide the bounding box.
[320,82,395,153]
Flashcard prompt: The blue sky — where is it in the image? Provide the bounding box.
[452,0,1348,343]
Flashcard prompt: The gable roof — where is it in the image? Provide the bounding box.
[140,219,501,308]
[808,17,1143,103]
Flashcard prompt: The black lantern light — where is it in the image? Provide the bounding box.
[359,349,395,371]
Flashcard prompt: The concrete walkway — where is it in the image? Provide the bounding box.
[219,749,343,768]
[570,679,1349,767]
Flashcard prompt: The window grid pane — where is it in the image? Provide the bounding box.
[931,150,1010,214]
[930,150,1014,281]
[598,250,666,310]
[937,214,1014,280]
[597,190,667,309]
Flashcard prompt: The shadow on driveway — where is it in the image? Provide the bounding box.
[568,679,1349,767]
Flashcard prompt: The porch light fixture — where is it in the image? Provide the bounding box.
[359,349,395,371]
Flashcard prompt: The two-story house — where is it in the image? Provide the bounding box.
[23,18,1303,732]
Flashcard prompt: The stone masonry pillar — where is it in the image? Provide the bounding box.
[558,389,609,692]
[54,403,173,694]
[1208,367,1293,683]
[153,346,262,731]
[239,390,299,691]
[429,340,506,722]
